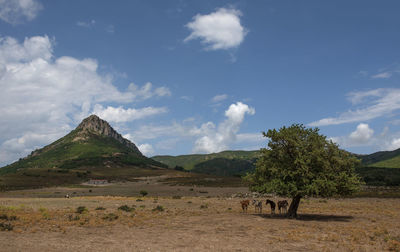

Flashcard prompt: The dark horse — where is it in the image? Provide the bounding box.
[265,199,276,215]
[278,200,289,215]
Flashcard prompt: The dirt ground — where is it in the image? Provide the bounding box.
[1,181,400,251]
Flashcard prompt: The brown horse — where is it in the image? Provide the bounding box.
[240,200,250,213]
[278,200,288,215]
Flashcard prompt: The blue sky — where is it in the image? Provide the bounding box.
[1,0,400,165]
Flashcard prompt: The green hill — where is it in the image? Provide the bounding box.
[358,148,400,168]
[0,115,166,190]
[152,150,260,170]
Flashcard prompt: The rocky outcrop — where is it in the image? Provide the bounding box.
[77,115,142,155]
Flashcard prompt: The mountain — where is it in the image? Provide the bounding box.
[0,115,166,190]
[152,150,260,171]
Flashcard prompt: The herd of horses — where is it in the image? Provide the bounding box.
[240,199,289,215]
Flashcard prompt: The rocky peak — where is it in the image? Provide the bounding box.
[76,115,142,154]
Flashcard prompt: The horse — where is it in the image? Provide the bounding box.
[265,199,276,215]
[278,200,288,215]
[240,200,250,213]
[252,199,263,214]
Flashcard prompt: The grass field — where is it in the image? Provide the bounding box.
[1,180,400,251]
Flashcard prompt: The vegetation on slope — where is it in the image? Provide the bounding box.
[152,150,260,170]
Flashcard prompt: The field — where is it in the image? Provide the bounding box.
[1,177,400,251]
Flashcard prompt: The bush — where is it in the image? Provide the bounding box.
[152,205,164,212]
[136,199,143,202]
[140,190,148,197]
[172,195,181,199]
[95,206,106,210]
[0,223,13,231]
[0,214,17,221]
[76,206,88,214]
[118,205,135,212]
[200,204,208,209]
[102,213,118,221]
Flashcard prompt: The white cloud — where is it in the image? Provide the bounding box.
[184,7,247,50]
[138,143,155,156]
[371,72,392,79]
[0,0,42,24]
[386,138,400,151]
[329,123,374,148]
[127,82,171,100]
[105,24,114,33]
[92,105,167,123]
[77,20,96,28]
[211,94,228,103]
[349,123,374,144]
[193,102,255,153]
[309,88,400,126]
[0,35,170,166]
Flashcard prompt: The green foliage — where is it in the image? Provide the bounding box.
[246,124,362,198]
[356,167,400,186]
[118,205,135,212]
[139,190,148,197]
[192,157,256,176]
[0,223,13,231]
[152,150,260,170]
[152,205,164,212]
[76,206,88,214]
[358,148,400,167]
[102,213,118,221]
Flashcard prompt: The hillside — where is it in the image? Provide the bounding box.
[0,115,166,190]
[152,150,260,170]
[358,148,400,168]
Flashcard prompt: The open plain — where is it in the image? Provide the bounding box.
[1,178,400,252]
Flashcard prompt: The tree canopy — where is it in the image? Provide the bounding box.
[246,124,362,217]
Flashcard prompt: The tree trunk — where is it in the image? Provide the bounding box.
[287,195,301,218]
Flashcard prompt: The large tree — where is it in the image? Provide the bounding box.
[246,124,362,218]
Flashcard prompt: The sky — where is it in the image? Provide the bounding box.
[1,0,400,166]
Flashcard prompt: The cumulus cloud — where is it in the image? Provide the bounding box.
[184,7,247,50]
[0,35,170,166]
[349,123,374,144]
[0,0,42,24]
[193,102,255,153]
[309,88,400,126]
[329,123,374,148]
[92,105,167,123]
[386,138,400,151]
[138,143,155,156]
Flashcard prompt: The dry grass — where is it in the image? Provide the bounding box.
[0,196,399,251]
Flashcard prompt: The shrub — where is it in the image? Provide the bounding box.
[118,205,135,212]
[76,206,88,214]
[102,213,118,221]
[199,191,208,194]
[172,195,181,199]
[152,205,164,212]
[140,190,148,197]
[0,223,13,231]
[200,204,208,209]
[95,207,106,210]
